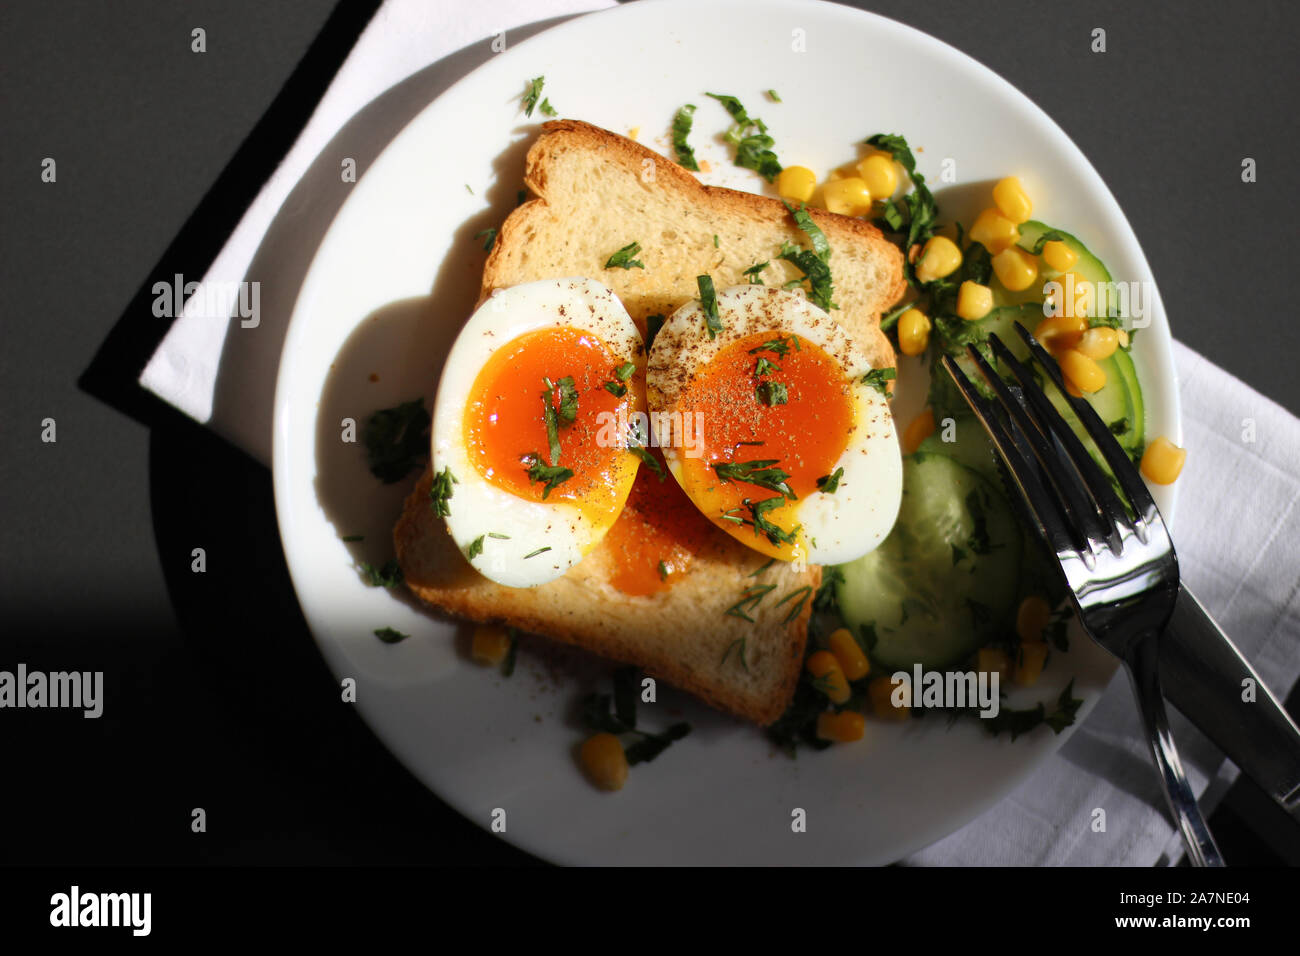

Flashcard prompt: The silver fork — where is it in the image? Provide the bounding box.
[940,323,1225,867]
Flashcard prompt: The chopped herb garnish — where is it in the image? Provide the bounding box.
[615,362,636,381]
[364,398,430,483]
[373,627,409,644]
[606,241,645,270]
[671,103,701,171]
[540,375,579,465]
[523,546,552,559]
[467,535,485,560]
[736,496,798,546]
[720,637,750,673]
[767,89,782,103]
[748,335,800,357]
[579,679,692,765]
[713,459,797,499]
[880,300,912,333]
[754,356,781,377]
[645,314,666,350]
[697,275,722,338]
[521,76,545,117]
[743,261,769,284]
[725,583,777,622]
[488,532,510,539]
[523,453,574,499]
[864,133,939,283]
[613,667,639,728]
[756,380,789,406]
[705,92,782,182]
[657,560,669,581]
[475,227,497,251]
[778,202,834,311]
[429,465,457,517]
[860,366,897,395]
[539,97,557,117]
[516,189,528,206]
[816,467,844,493]
[1109,419,1129,436]
[629,445,666,481]
[624,723,691,766]
[713,234,720,248]
[603,381,627,398]
[813,564,844,612]
[553,375,578,424]
[1019,229,1066,256]
[750,557,777,577]
[360,559,403,588]
[341,534,364,542]
[774,585,813,624]
[501,629,519,677]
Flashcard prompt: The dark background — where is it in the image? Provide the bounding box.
[1,0,1297,866]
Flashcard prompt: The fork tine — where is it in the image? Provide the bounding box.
[963,341,1111,555]
[938,354,1077,558]
[1013,323,1158,528]
[986,332,1126,552]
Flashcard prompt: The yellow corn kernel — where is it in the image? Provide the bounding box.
[472,623,512,666]
[903,408,936,454]
[627,126,641,141]
[968,207,1020,253]
[992,176,1033,223]
[898,307,931,356]
[957,281,994,321]
[856,154,899,199]
[580,733,628,791]
[1141,437,1187,485]
[1059,348,1107,394]
[807,650,850,704]
[828,628,870,681]
[915,235,962,283]
[822,176,873,216]
[1016,595,1052,643]
[1034,313,1087,353]
[816,710,866,743]
[1013,641,1049,687]
[1041,239,1077,273]
[868,676,910,721]
[1046,271,1094,319]
[992,246,1038,292]
[1077,326,1120,360]
[977,647,1011,684]
[777,165,817,204]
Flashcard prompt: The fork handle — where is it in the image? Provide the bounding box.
[1124,634,1225,867]
[1161,585,1300,823]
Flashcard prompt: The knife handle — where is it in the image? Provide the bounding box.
[1161,584,1300,822]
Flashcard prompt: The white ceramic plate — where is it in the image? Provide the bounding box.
[272,0,1181,865]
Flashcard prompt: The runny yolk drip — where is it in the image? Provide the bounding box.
[464,326,638,525]
[674,330,855,560]
[601,450,719,596]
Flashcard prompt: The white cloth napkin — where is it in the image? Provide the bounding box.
[138,0,1300,866]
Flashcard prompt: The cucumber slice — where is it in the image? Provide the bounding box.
[915,414,1000,482]
[836,452,1021,671]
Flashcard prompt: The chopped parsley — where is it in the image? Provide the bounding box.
[813,564,844,611]
[879,300,912,333]
[629,445,666,481]
[657,560,669,581]
[755,380,789,406]
[603,381,627,398]
[614,362,636,381]
[864,133,939,283]
[341,534,364,542]
[429,465,457,517]
[671,103,701,171]
[488,532,510,539]
[743,261,769,284]
[778,202,834,311]
[523,546,552,559]
[860,366,897,395]
[645,313,666,350]
[605,241,645,270]
[360,559,403,588]
[816,467,844,493]
[697,275,722,338]
[523,453,574,499]
[474,227,497,251]
[521,76,546,117]
[538,98,557,117]
[748,335,801,357]
[363,398,430,483]
[727,496,798,547]
[705,92,782,183]
[467,535,485,560]
[579,674,691,765]
[754,356,781,377]
[373,627,409,645]
[1019,229,1066,256]
[767,89,782,103]
[713,233,720,248]
[713,459,797,499]
[541,375,578,465]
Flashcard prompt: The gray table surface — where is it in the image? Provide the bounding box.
[1,0,1296,865]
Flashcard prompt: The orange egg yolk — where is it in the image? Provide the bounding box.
[601,450,720,596]
[463,326,639,526]
[672,331,855,559]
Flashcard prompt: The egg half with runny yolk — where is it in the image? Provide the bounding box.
[646,284,902,566]
[431,278,646,587]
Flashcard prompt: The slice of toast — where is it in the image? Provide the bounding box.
[396,466,819,725]
[395,120,906,725]
[484,119,905,359]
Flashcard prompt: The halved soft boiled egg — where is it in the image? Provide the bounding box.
[646,284,902,566]
[431,278,645,587]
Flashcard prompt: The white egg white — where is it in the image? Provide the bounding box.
[431,277,643,587]
[646,284,902,566]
